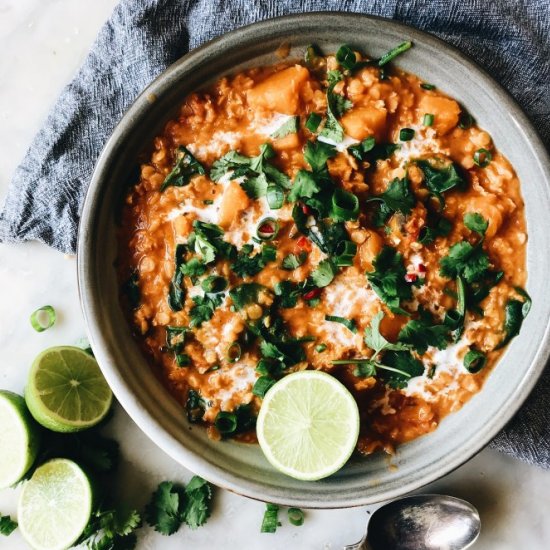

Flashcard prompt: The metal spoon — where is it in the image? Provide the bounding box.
[344,494,481,550]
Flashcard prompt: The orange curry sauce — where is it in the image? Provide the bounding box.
[117,50,526,454]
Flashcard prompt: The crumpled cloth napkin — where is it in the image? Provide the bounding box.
[1,0,549,467]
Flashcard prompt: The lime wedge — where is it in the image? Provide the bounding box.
[25,346,112,433]
[18,458,93,550]
[256,370,360,481]
[0,390,41,488]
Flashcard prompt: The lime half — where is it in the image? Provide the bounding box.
[256,370,360,481]
[0,390,41,488]
[25,346,112,432]
[18,458,93,550]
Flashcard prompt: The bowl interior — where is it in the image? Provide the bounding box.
[78,13,550,508]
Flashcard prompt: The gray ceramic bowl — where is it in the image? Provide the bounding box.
[78,13,550,508]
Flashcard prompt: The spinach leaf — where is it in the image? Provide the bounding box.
[123,271,140,310]
[439,242,491,284]
[495,287,532,349]
[168,244,187,312]
[416,160,466,205]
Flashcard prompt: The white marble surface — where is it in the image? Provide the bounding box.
[1,1,550,548]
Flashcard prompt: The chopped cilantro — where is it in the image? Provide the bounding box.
[274,280,300,308]
[168,244,187,312]
[186,390,206,423]
[282,251,308,270]
[439,241,491,284]
[364,312,411,355]
[189,221,235,264]
[271,116,299,139]
[160,146,205,192]
[253,376,276,397]
[189,293,223,327]
[303,139,338,172]
[418,213,452,245]
[0,515,17,537]
[231,244,276,278]
[180,257,206,283]
[367,177,414,226]
[320,71,352,143]
[288,169,320,202]
[416,160,466,204]
[336,44,358,70]
[379,350,424,389]
[261,503,280,533]
[310,259,338,288]
[464,212,488,235]
[398,317,449,354]
[366,246,412,314]
[229,283,268,310]
[305,112,322,133]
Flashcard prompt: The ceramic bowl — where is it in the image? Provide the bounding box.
[77,12,550,508]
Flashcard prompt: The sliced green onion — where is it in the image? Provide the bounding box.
[331,189,359,221]
[315,343,327,353]
[444,309,462,328]
[399,128,415,141]
[266,184,284,209]
[378,41,413,66]
[201,275,227,294]
[336,44,357,70]
[256,217,280,241]
[421,83,436,90]
[333,240,357,266]
[253,376,276,398]
[203,199,214,205]
[459,112,474,129]
[325,315,357,333]
[473,148,492,168]
[175,353,191,367]
[261,503,280,533]
[423,113,434,127]
[206,365,220,372]
[30,305,56,332]
[288,508,305,526]
[305,113,322,133]
[214,411,238,435]
[464,349,486,373]
[166,326,188,352]
[226,342,242,363]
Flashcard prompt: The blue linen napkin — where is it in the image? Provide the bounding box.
[0,0,549,466]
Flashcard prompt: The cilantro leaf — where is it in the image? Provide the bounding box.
[0,515,17,537]
[418,213,452,245]
[303,140,338,172]
[380,350,424,389]
[209,150,251,182]
[416,160,466,203]
[231,244,277,278]
[464,212,488,235]
[160,146,205,192]
[241,174,268,198]
[347,140,399,163]
[281,251,307,270]
[189,293,223,327]
[229,283,268,310]
[439,242,491,283]
[398,317,449,354]
[180,257,206,284]
[168,244,187,312]
[182,476,213,530]
[364,311,411,354]
[366,246,412,314]
[288,169,321,202]
[189,221,236,264]
[320,71,352,143]
[78,506,141,550]
[145,482,186,536]
[368,177,414,226]
[186,389,206,423]
[310,259,337,288]
[274,281,300,308]
[271,116,299,139]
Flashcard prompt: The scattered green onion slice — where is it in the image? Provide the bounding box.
[473,148,492,168]
[201,275,227,293]
[423,113,434,127]
[459,112,474,129]
[315,343,327,353]
[261,503,280,533]
[266,184,284,209]
[252,376,276,398]
[214,411,238,435]
[421,83,436,90]
[30,305,56,332]
[175,353,191,367]
[203,199,214,205]
[333,240,357,266]
[331,189,359,221]
[464,349,486,373]
[378,41,413,66]
[288,508,305,526]
[256,217,280,241]
[226,342,242,363]
[399,128,415,141]
[305,112,322,133]
[325,315,357,333]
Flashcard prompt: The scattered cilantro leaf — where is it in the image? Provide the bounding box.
[189,293,223,328]
[271,116,299,139]
[380,350,424,389]
[274,281,300,308]
[160,146,205,192]
[367,177,414,226]
[0,515,17,537]
[288,169,321,202]
[364,311,411,355]
[366,246,412,314]
[229,283,268,310]
[398,317,449,355]
[303,140,337,172]
[189,221,236,264]
[168,244,187,312]
[145,482,186,536]
[182,476,213,530]
[418,213,452,245]
[320,71,352,143]
[231,244,276,278]
[464,212,488,235]
[310,259,337,288]
[439,242,491,284]
[416,160,466,204]
[78,506,141,550]
[347,140,399,163]
[209,150,251,182]
[180,257,206,284]
[282,251,308,270]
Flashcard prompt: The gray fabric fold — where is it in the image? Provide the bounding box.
[1,0,549,466]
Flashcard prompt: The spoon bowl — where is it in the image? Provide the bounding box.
[346,494,480,550]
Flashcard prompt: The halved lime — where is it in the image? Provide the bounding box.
[256,370,360,481]
[18,458,93,550]
[25,346,112,432]
[0,390,41,488]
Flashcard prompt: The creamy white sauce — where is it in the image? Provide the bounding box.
[207,363,258,410]
[252,113,295,136]
[393,126,442,164]
[318,134,360,152]
[186,131,241,159]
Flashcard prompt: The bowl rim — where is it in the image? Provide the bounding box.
[77,11,550,508]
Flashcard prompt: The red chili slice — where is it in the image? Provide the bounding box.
[301,203,313,215]
[296,236,312,251]
[303,288,322,300]
[418,263,427,273]
[258,223,275,234]
[405,273,418,283]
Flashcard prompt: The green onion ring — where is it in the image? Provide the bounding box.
[464,349,486,373]
[215,411,238,435]
[331,189,359,221]
[288,507,305,526]
[226,342,242,363]
[473,148,492,168]
[30,305,56,332]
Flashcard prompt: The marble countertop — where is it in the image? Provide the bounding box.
[1,1,549,548]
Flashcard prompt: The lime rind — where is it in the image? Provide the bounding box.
[25,346,112,432]
[0,390,41,489]
[18,458,93,550]
[257,370,360,481]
